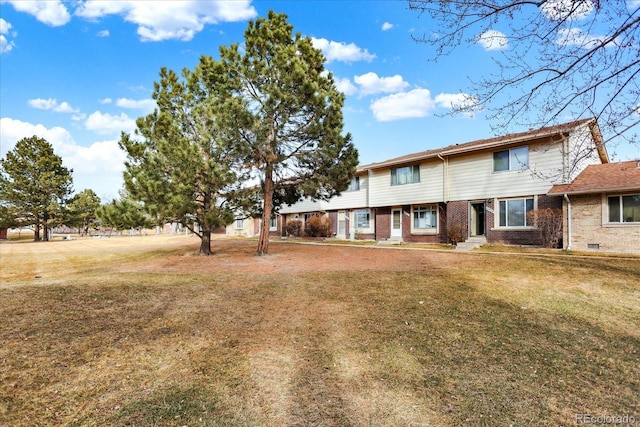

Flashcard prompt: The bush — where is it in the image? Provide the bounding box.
[305,216,332,237]
[527,208,563,248]
[285,220,303,237]
[446,222,466,245]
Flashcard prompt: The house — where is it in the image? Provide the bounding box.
[548,161,640,253]
[275,118,609,247]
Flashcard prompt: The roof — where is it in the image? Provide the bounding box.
[356,118,601,172]
[548,160,640,195]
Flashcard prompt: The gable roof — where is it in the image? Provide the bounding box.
[548,160,640,195]
[357,118,603,172]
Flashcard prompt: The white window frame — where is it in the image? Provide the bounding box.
[607,194,640,224]
[391,165,420,186]
[353,209,374,233]
[496,196,535,228]
[235,218,244,229]
[411,205,438,235]
[347,176,360,192]
[493,146,529,172]
[269,215,277,231]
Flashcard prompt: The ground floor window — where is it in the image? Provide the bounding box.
[498,197,534,227]
[608,194,640,223]
[235,219,244,229]
[354,209,371,228]
[413,205,437,229]
[269,215,277,230]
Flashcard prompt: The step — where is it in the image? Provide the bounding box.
[455,236,487,251]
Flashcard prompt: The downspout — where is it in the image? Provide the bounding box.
[437,154,448,202]
[563,194,572,250]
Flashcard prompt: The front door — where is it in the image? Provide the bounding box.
[470,202,485,236]
[391,208,402,238]
[337,211,346,239]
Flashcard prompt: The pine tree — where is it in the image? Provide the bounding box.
[0,136,73,241]
[219,11,359,255]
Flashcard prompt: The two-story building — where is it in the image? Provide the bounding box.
[270,118,611,248]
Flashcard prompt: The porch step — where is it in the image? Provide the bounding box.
[455,236,487,251]
[377,236,403,245]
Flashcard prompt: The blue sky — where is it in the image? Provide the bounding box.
[1,0,638,201]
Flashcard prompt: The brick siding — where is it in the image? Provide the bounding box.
[566,194,640,253]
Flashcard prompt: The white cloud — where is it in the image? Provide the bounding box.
[370,89,438,121]
[0,18,16,53]
[556,28,612,49]
[99,98,113,104]
[74,0,257,42]
[311,37,376,63]
[335,77,358,97]
[477,30,508,51]
[382,22,393,31]
[434,93,480,117]
[354,72,410,96]
[97,29,110,37]
[84,111,137,135]
[28,98,80,113]
[5,0,71,26]
[370,89,477,121]
[540,0,594,21]
[115,97,156,113]
[0,117,125,197]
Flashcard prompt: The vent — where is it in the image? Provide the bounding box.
[587,243,600,250]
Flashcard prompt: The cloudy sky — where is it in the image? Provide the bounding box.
[1,0,638,200]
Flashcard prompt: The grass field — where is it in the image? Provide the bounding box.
[1,235,638,426]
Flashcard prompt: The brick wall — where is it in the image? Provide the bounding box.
[567,194,640,253]
[375,207,391,240]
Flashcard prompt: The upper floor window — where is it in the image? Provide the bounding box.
[608,195,640,223]
[493,147,529,172]
[499,197,534,227]
[391,165,420,185]
[347,176,360,191]
[235,219,244,229]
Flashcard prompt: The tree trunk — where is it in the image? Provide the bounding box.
[256,167,274,256]
[199,230,212,255]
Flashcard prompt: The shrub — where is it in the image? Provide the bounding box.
[285,220,303,237]
[527,208,563,248]
[446,222,466,245]
[305,216,332,237]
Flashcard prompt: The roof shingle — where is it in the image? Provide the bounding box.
[548,160,640,195]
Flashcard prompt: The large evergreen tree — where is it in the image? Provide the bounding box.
[120,61,254,255]
[219,11,359,255]
[68,189,101,236]
[0,136,73,241]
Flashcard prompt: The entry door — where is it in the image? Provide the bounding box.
[337,211,346,239]
[391,208,402,237]
[470,202,485,236]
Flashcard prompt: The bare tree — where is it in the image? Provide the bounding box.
[409,0,639,158]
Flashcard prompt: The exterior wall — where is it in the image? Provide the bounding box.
[447,140,565,201]
[566,193,640,254]
[567,126,603,181]
[369,161,444,207]
[375,207,391,241]
[0,228,7,239]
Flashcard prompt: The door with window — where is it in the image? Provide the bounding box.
[470,202,485,236]
[337,211,346,239]
[391,208,402,237]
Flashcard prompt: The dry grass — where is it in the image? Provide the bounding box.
[1,235,638,426]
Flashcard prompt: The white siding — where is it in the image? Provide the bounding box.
[369,161,444,207]
[447,142,564,201]
[278,173,369,213]
[567,127,603,181]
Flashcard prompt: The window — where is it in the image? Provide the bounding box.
[269,215,277,230]
[391,165,420,185]
[493,147,529,172]
[498,198,534,227]
[235,219,244,229]
[354,209,371,228]
[413,205,437,229]
[347,176,360,191]
[608,195,640,223]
